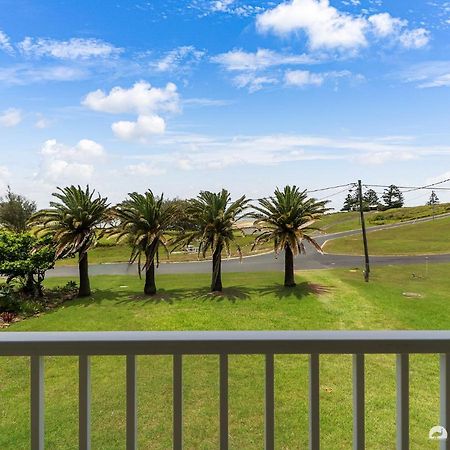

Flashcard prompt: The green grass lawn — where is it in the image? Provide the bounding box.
[1,265,449,449]
[324,215,450,255]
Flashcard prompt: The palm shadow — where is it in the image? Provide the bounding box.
[260,282,333,300]
[111,285,253,305]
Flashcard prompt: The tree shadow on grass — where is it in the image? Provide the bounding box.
[109,285,253,306]
[259,282,333,300]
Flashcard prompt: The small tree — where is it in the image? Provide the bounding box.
[251,186,330,287]
[0,187,36,233]
[29,185,109,297]
[382,185,404,209]
[427,191,439,206]
[173,190,248,292]
[341,192,357,212]
[110,191,178,296]
[363,189,379,210]
[0,232,55,297]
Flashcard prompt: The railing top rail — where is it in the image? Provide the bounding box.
[1,330,450,356]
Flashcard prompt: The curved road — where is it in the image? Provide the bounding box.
[48,215,450,277]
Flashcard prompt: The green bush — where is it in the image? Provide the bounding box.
[0,284,22,313]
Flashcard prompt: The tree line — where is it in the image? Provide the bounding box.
[341,185,440,212]
[0,185,330,299]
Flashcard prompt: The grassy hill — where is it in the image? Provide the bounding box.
[316,202,450,234]
[324,215,450,255]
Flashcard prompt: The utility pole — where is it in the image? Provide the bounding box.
[358,180,370,282]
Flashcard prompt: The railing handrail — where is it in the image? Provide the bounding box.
[2,330,450,356]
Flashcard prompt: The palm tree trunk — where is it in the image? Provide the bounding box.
[284,245,296,287]
[211,245,223,292]
[78,252,91,297]
[144,259,157,295]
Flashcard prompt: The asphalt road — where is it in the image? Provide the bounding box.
[48,215,450,277]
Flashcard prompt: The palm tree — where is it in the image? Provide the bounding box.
[29,185,109,297]
[174,189,248,292]
[251,186,329,287]
[109,190,178,296]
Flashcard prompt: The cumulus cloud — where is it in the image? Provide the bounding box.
[83,81,180,141]
[112,115,166,141]
[257,0,429,52]
[398,28,430,49]
[0,108,22,127]
[0,30,14,54]
[18,37,122,60]
[38,139,105,183]
[257,0,368,51]
[212,48,317,71]
[152,46,205,72]
[83,81,179,115]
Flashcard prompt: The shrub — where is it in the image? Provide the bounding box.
[0,284,22,313]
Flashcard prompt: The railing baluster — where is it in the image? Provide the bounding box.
[353,354,365,450]
[440,354,450,450]
[265,354,275,450]
[173,354,183,450]
[219,354,228,450]
[31,355,44,450]
[127,355,137,450]
[79,355,91,450]
[396,354,409,450]
[309,353,320,450]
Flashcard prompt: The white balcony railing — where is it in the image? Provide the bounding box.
[1,330,450,450]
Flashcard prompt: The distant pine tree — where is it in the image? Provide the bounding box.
[382,185,404,209]
[427,191,439,206]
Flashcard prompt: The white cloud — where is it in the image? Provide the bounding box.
[112,115,166,141]
[257,0,368,51]
[369,13,405,38]
[212,48,317,71]
[38,138,105,183]
[191,0,265,17]
[83,81,179,115]
[354,150,417,165]
[18,37,122,60]
[285,69,356,87]
[0,65,88,85]
[400,61,450,88]
[257,0,430,52]
[233,73,278,92]
[34,115,52,129]
[152,46,205,72]
[130,132,447,171]
[125,162,166,176]
[398,28,430,49]
[0,108,22,127]
[211,0,235,12]
[284,70,324,86]
[0,30,14,54]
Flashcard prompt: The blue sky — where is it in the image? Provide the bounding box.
[1,0,450,208]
